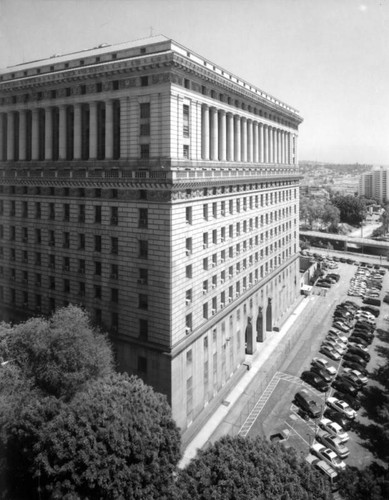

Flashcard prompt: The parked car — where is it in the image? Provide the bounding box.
[343,352,368,366]
[320,345,342,361]
[315,431,350,459]
[331,377,359,397]
[318,418,349,443]
[301,371,330,392]
[326,397,357,419]
[360,305,380,317]
[294,389,321,418]
[310,364,333,383]
[363,297,381,307]
[342,368,368,385]
[311,358,337,377]
[350,332,373,344]
[310,443,346,470]
[347,346,371,362]
[333,321,351,333]
[322,341,346,356]
[324,409,352,430]
[340,372,363,390]
[341,359,368,375]
[333,391,361,411]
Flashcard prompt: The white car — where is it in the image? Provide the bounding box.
[343,368,368,385]
[327,397,357,419]
[312,357,337,377]
[328,329,348,344]
[318,418,349,443]
[310,443,346,470]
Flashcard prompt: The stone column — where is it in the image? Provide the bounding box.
[201,104,209,160]
[234,115,241,161]
[218,110,226,161]
[44,108,53,160]
[253,121,258,163]
[31,109,40,160]
[6,112,14,161]
[247,119,253,162]
[58,106,67,160]
[259,123,264,163]
[19,110,27,161]
[73,103,82,160]
[0,114,4,161]
[263,124,268,163]
[272,128,277,164]
[105,100,114,159]
[268,126,273,163]
[241,117,247,162]
[287,132,291,165]
[276,129,281,164]
[210,107,218,160]
[89,102,98,159]
[226,112,234,161]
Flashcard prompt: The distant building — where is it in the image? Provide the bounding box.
[0,35,302,431]
[359,167,389,202]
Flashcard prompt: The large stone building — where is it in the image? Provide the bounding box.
[359,166,389,203]
[0,35,303,430]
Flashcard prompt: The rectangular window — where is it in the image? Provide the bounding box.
[212,202,217,218]
[63,232,70,248]
[78,259,85,274]
[111,237,118,255]
[10,226,16,241]
[94,235,101,252]
[22,201,28,218]
[138,293,148,310]
[111,207,118,225]
[49,203,55,220]
[63,204,70,222]
[62,256,70,271]
[185,207,192,224]
[22,227,28,243]
[138,356,147,373]
[186,264,192,278]
[212,229,217,245]
[140,102,150,119]
[49,230,55,247]
[139,319,148,339]
[139,240,148,259]
[203,204,208,220]
[79,282,85,297]
[139,268,148,284]
[78,204,85,223]
[183,104,190,137]
[203,303,208,319]
[186,289,192,306]
[111,264,118,279]
[183,145,189,158]
[78,233,85,250]
[186,238,192,256]
[95,206,102,223]
[139,208,148,228]
[95,261,102,276]
[140,144,150,159]
[140,123,150,136]
[35,202,41,219]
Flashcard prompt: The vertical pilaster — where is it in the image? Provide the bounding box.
[0,114,4,161]
[234,115,241,161]
[253,121,258,163]
[58,105,67,160]
[73,103,82,160]
[210,107,218,160]
[259,123,264,163]
[31,109,39,160]
[263,124,268,163]
[201,104,209,160]
[6,112,14,161]
[268,126,273,163]
[44,108,53,160]
[218,110,226,161]
[226,112,234,161]
[89,102,98,159]
[241,117,247,162]
[19,110,27,161]
[105,100,113,159]
[247,119,253,162]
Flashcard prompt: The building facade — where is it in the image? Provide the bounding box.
[359,167,388,203]
[0,36,303,430]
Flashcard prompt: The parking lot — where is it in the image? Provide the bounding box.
[243,258,389,470]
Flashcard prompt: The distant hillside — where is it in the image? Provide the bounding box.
[299,162,372,175]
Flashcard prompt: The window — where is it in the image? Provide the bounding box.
[64,204,70,221]
[138,293,148,310]
[79,282,85,297]
[22,227,28,243]
[140,102,150,119]
[186,289,192,306]
[36,273,42,287]
[10,226,16,241]
[140,76,148,87]
[22,250,28,263]
[94,235,101,252]
[139,319,148,339]
[35,202,41,219]
[49,276,55,290]
[186,238,192,256]
[212,229,217,245]
[78,204,85,222]
[63,256,70,271]
[138,356,147,373]
[95,261,102,276]
[94,285,102,299]
[138,208,148,228]
[203,303,208,319]
[183,145,189,158]
[212,202,217,218]
[63,232,70,248]
[109,237,118,255]
[140,123,150,136]
[49,230,55,247]
[111,207,118,225]
[140,144,150,159]
[95,206,102,223]
[22,201,28,218]
[78,259,85,274]
[185,314,192,333]
[186,207,192,224]
[203,258,208,271]
[111,312,119,332]
[203,204,208,220]
[111,264,118,279]
[139,240,148,259]
[186,265,192,278]
[183,104,189,137]
[203,280,208,294]
[49,203,55,220]
[78,233,85,250]
[139,268,148,284]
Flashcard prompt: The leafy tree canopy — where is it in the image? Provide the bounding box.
[338,463,389,500]
[0,306,114,399]
[332,195,367,226]
[173,435,332,500]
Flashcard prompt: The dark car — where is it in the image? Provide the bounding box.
[341,359,368,375]
[340,372,364,390]
[310,365,333,383]
[354,321,375,331]
[348,336,370,348]
[363,297,381,307]
[333,391,361,411]
[316,281,331,288]
[331,378,359,397]
[294,389,321,418]
[343,352,368,367]
[347,346,371,362]
[360,305,380,317]
[351,332,373,344]
[323,409,352,431]
[340,258,347,263]
[328,273,341,282]
[333,256,340,262]
[301,371,330,392]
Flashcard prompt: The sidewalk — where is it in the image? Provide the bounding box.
[178,295,315,468]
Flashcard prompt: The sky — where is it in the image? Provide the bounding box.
[0,0,388,165]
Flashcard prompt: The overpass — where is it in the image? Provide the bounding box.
[299,230,389,253]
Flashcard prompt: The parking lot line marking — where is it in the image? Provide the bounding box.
[285,420,311,446]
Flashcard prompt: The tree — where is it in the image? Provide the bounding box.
[0,305,114,400]
[0,307,181,500]
[173,436,332,500]
[338,463,389,500]
[332,195,366,226]
[321,203,340,232]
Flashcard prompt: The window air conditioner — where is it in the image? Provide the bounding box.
[185,327,192,334]
[211,308,216,315]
